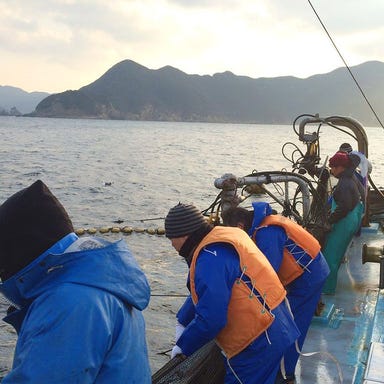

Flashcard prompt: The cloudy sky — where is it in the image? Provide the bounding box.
[1,0,384,93]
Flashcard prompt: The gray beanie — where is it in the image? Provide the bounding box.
[165,203,207,238]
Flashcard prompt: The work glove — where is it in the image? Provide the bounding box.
[175,321,185,342]
[171,345,183,359]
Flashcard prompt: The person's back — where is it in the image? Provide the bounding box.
[0,180,151,383]
[339,142,372,180]
[338,142,371,209]
[329,153,363,225]
[222,201,329,384]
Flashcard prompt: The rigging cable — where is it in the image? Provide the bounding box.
[307,0,384,129]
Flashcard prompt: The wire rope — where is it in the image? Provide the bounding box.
[307,0,384,129]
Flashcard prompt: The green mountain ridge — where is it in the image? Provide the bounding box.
[29,59,384,125]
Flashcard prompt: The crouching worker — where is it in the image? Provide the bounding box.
[0,180,151,383]
[165,203,300,384]
[222,202,330,384]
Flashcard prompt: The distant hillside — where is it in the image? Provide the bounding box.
[0,86,50,114]
[30,60,384,125]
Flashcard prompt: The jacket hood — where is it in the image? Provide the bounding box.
[0,180,74,280]
[249,202,273,234]
[0,234,150,312]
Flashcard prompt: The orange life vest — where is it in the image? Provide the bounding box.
[189,226,286,359]
[252,215,321,286]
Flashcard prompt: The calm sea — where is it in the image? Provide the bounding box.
[0,116,383,377]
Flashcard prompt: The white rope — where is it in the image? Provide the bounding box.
[226,358,245,384]
[280,297,343,383]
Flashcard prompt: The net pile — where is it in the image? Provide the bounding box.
[152,341,225,384]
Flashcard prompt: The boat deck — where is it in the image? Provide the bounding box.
[296,223,384,383]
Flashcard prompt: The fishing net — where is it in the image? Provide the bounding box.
[152,341,225,384]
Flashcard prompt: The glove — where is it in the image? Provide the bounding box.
[175,321,185,342]
[171,345,183,359]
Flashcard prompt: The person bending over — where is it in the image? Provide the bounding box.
[222,202,329,384]
[165,202,300,384]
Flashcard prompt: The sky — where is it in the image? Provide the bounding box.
[1,0,384,94]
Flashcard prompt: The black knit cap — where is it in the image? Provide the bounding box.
[339,142,353,153]
[0,180,74,281]
[165,203,207,239]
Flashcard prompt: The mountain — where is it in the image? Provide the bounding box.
[29,60,384,125]
[0,86,50,114]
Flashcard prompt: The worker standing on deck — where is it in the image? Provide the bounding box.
[338,142,371,223]
[0,180,151,383]
[222,202,330,384]
[338,142,372,187]
[165,202,300,384]
[322,151,364,295]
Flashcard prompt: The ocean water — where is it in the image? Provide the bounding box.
[0,116,383,378]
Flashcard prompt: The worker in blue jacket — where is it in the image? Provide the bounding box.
[165,202,300,384]
[0,180,151,383]
[222,201,330,384]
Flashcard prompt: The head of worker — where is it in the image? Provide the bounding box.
[329,151,352,178]
[338,143,361,168]
[164,203,212,263]
[0,180,74,281]
[221,206,254,234]
[339,142,353,153]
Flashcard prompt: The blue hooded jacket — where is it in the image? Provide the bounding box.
[176,239,300,384]
[248,202,330,377]
[0,233,151,384]
[249,201,329,288]
[249,202,287,271]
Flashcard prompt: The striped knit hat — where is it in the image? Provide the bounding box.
[165,203,206,239]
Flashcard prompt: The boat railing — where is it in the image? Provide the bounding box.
[297,114,369,156]
[214,172,312,223]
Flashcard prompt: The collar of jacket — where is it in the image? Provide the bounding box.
[0,232,78,309]
[179,223,213,266]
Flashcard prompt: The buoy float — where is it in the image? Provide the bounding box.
[244,184,265,194]
[75,228,86,236]
[156,228,166,235]
[121,226,133,234]
[74,225,166,236]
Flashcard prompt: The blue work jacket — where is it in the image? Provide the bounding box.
[0,234,151,383]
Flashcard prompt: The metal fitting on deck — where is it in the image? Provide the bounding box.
[362,244,384,289]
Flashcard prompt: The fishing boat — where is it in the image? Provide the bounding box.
[152,114,384,383]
